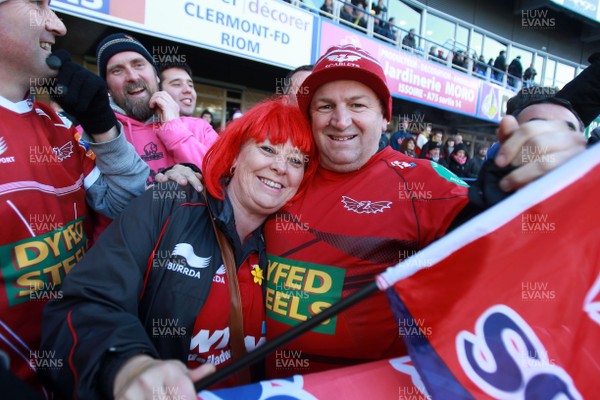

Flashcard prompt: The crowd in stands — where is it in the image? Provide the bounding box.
[314,0,534,89]
[384,120,490,180]
[319,0,397,40]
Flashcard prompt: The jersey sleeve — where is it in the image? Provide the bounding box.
[156,117,219,167]
[81,122,149,219]
[410,159,470,244]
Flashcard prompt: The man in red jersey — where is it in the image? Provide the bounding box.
[263,44,586,378]
[0,1,148,397]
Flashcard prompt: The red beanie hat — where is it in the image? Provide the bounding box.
[297,44,392,121]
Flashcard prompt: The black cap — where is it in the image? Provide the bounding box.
[96,33,158,80]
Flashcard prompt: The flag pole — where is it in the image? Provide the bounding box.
[194,281,379,391]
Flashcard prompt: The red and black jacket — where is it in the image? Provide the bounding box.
[40,183,266,399]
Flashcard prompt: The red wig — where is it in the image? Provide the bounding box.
[203,96,318,202]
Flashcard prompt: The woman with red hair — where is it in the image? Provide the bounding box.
[40,97,317,399]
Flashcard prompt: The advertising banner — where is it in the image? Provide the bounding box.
[476,81,516,122]
[319,21,482,117]
[51,0,315,69]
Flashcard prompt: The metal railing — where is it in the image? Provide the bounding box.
[289,0,586,90]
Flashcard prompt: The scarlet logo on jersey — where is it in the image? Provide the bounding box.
[52,142,73,161]
[341,196,392,214]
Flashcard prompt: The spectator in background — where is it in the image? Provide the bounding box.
[454,133,464,144]
[389,129,414,151]
[379,17,398,40]
[374,16,385,38]
[402,28,417,51]
[466,144,489,178]
[523,64,537,87]
[201,109,220,135]
[428,46,438,61]
[400,136,418,158]
[443,135,456,159]
[452,51,467,71]
[420,129,444,158]
[159,62,197,117]
[320,0,333,18]
[415,124,431,155]
[400,115,411,132]
[283,64,314,104]
[200,109,214,126]
[474,55,488,75]
[371,0,387,18]
[96,33,219,185]
[224,109,244,128]
[493,50,507,82]
[340,1,355,24]
[508,56,523,88]
[437,49,447,62]
[421,141,448,167]
[353,2,368,30]
[447,143,470,177]
[389,118,414,151]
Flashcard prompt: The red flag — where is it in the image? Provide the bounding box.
[198,355,429,399]
[379,144,600,399]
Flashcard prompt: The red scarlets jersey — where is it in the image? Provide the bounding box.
[0,98,95,391]
[187,253,266,388]
[264,147,469,377]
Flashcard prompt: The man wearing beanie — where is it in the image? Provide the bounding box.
[263,44,586,378]
[0,3,149,397]
[96,33,218,185]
